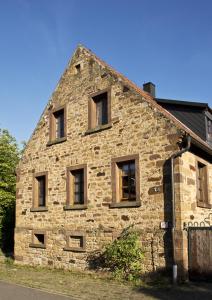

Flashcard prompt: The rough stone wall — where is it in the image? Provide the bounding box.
[174,152,212,277]
[15,46,186,274]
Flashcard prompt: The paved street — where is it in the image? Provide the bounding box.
[0,281,72,300]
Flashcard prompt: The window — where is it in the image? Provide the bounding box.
[119,161,136,201]
[64,165,87,210]
[55,109,65,139]
[29,231,46,249]
[31,172,48,211]
[48,105,67,145]
[196,159,210,208]
[75,64,81,73]
[206,117,212,142]
[110,155,140,208]
[63,231,86,252]
[88,89,111,131]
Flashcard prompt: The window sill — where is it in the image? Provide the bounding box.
[29,243,46,249]
[197,202,212,209]
[109,201,141,208]
[63,247,86,252]
[85,123,112,135]
[47,137,67,146]
[30,207,48,212]
[63,204,87,210]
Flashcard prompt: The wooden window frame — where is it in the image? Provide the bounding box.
[31,171,48,212]
[110,154,141,208]
[47,104,67,146]
[29,230,47,249]
[196,157,211,209]
[63,231,86,252]
[64,164,88,210]
[87,88,112,134]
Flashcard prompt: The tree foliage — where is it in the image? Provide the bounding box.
[0,129,20,252]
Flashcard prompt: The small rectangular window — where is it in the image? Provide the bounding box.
[110,155,140,208]
[49,105,67,144]
[37,176,46,207]
[197,161,208,205]
[32,172,48,210]
[29,231,46,249]
[118,161,136,201]
[65,165,87,209]
[75,64,81,73]
[54,109,65,139]
[72,169,84,205]
[63,231,86,252]
[94,93,108,126]
[207,117,212,142]
[88,90,111,131]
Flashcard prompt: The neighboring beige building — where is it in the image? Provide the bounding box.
[15,45,212,280]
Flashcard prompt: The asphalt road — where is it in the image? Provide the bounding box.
[0,281,72,300]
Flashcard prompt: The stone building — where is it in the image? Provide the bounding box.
[15,45,212,280]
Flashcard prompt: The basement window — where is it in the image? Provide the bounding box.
[196,159,210,208]
[64,165,87,210]
[87,89,111,132]
[48,105,67,145]
[31,172,48,211]
[29,231,46,249]
[63,231,86,252]
[110,155,141,208]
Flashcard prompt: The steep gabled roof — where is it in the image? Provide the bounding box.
[81,46,212,153]
[23,45,212,159]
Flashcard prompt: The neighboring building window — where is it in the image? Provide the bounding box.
[29,231,46,249]
[196,160,210,207]
[63,231,86,252]
[207,117,212,142]
[49,105,66,144]
[31,172,48,211]
[64,165,87,209]
[88,89,111,130]
[110,155,140,208]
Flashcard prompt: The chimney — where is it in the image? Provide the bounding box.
[143,82,155,98]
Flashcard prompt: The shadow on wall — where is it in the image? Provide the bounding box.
[0,202,15,256]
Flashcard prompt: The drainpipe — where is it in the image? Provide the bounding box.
[171,134,191,284]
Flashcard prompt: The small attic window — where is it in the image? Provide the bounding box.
[123,86,130,93]
[75,64,81,73]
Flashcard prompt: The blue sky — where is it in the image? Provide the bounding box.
[0,0,212,143]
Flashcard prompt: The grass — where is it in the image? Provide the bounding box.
[1,261,212,299]
[0,262,149,299]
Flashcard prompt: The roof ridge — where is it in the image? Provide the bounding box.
[80,45,212,151]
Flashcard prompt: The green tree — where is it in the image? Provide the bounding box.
[0,129,20,252]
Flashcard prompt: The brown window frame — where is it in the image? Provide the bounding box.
[31,172,48,212]
[110,154,141,208]
[196,157,211,208]
[29,230,47,249]
[87,89,112,134]
[48,105,67,145]
[63,231,86,252]
[64,164,88,210]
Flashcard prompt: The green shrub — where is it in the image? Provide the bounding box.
[102,227,144,281]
